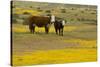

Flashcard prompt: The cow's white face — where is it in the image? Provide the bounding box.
[62,20,65,25]
[50,15,55,23]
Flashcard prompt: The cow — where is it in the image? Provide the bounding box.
[28,15,55,34]
[54,18,65,36]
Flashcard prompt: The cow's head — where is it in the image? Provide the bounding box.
[50,15,56,23]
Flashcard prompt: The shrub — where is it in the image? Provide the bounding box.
[37,7,40,10]
[77,18,81,21]
[91,12,96,14]
[71,8,75,10]
[23,12,30,15]
[70,19,74,21]
[61,9,66,13]
[45,10,51,13]
[81,11,84,13]
[30,6,32,8]
[37,9,43,12]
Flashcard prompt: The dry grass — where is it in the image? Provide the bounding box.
[12,24,97,66]
[14,8,41,15]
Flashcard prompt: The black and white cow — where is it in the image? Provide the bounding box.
[54,18,65,36]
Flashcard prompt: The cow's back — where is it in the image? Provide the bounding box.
[29,16,50,27]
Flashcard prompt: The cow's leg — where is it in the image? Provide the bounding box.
[30,29,32,33]
[29,27,32,33]
[61,28,63,36]
[32,26,35,34]
[45,27,49,34]
[58,28,61,35]
[45,24,49,34]
[32,24,36,34]
[29,25,33,33]
[55,28,58,35]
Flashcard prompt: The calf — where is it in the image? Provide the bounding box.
[54,19,65,36]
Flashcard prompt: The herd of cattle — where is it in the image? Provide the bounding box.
[28,15,66,36]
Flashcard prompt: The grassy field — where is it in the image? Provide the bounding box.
[12,1,97,66]
[12,24,97,66]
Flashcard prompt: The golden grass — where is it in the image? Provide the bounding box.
[12,24,97,66]
[64,39,96,47]
[64,26,77,31]
[12,48,97,66]
[12,24,78,33]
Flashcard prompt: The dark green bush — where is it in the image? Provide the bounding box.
[45,10,51,13]
[61,9,66,13]
[23,12,30,15]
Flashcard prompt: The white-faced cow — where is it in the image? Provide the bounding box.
[54,17,65,36]
[28,15,55,34]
